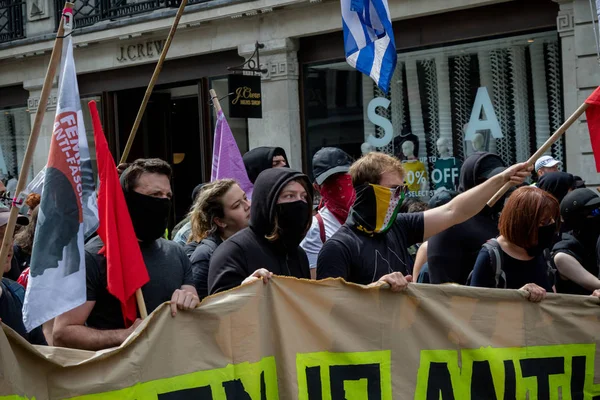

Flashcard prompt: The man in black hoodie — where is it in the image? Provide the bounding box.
[242,146,289,184]
[208,168,313,294]
[427,152,511,284]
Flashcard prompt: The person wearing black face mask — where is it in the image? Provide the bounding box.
[207,168,313,295]
[53,159,199,351]
[469,186,558,300]
[552,189,600,295]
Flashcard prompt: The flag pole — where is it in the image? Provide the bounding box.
[487,101,590,207]
[0,3,72,271]
[209,89,222,114]
[119,0,189,164]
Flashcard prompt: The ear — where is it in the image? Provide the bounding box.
[214,216,227,229]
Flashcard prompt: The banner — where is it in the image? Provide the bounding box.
[2,278,600,399]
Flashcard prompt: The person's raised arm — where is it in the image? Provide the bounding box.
[554,253,600,292]
[53,301,140,351]
[422,163,531,240]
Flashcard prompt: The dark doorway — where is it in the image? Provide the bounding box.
[171,95,203,223]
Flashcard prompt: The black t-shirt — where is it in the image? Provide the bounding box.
[85,236,194,330]
[469,247,552,291]
[428,213,499,284]
[0,278,46,345]
[317,213,424,284]
[553,233,599,295]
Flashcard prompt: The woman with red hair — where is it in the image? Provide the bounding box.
[469,186,559,302]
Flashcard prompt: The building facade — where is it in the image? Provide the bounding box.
[0,0,597,214]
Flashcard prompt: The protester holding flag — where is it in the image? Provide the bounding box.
[469,186,557,300]
[300,148,355,279]
[208,168,312,295]
[317,152,531,290]
[188,180,250,299]
[53,158,199,351]
[242,147,289,184]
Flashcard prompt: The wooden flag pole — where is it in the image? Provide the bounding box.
[0,3,72,271]
[487,101,590,207]
[119,0,189,165]
[209,89,222,114]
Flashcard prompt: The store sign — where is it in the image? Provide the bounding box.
[366,97,393,147]
[228,74,262,119]
[464,87,503,140]
[116,40,165,63]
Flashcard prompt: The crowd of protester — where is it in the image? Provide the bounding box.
[1,145,600,351]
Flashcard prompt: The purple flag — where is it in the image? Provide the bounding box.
[211,110,253,197]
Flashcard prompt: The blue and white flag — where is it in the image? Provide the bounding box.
[341,0,397,93]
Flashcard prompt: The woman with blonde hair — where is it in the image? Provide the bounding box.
[188,179,250,299]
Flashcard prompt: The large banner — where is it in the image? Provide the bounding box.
[2,277,600,399]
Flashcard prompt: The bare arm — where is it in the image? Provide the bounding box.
[422,163,531,240]
[554,253,600,292]
[412,242,428,280]
[53,301,135,351]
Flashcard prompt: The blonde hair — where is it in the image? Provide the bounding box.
[349,152,405,186]
[189,179,237,243]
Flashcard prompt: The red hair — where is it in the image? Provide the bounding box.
[499,186,560,248]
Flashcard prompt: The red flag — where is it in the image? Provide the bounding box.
[88,101,149,327]
[585,86,600,172]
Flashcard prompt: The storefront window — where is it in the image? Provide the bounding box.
[303,32,565,199]
[0,106,32,187]
[209,77,249,154]
[303,66,364,180]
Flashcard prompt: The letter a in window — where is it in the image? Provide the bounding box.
[464,87,503,140]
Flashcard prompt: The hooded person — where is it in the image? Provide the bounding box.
[301,148,355,278]
[427,152,512,285]
[536,172,575,204]
[242,146,289,184]
[207,168,313,295]
[317,152,531,290]
[551,189,600,295]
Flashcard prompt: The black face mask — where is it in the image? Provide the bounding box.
[125,191,171,242]
[526,224,556,257]
[575,215,600,245]
[275,201,310,249]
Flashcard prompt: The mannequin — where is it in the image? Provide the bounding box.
[401,141,428,195]
[472,133,485,152]
[433,137,461,191]
[361,142,374,156]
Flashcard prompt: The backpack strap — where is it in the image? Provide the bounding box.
[315,213,326,244]
[2,278,25,307]
[482,238,506,288]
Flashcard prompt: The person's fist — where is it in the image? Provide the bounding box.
[502,162,532,186]
[242,269,273,285]
[520,283,546,302]
[373,272,412,292]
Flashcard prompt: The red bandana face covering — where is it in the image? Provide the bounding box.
[320,174,356,224]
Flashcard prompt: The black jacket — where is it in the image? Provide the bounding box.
[242,146,289,184]
[189,233,222,299]
[428,152,505,284]
[208,168,311,295]
[552,233,599,295]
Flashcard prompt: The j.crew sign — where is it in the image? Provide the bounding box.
[116,39,165,63]
[228,74,262,119]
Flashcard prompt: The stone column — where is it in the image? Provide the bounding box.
[554,0,580,176]
[24,77,58,175]
[239,38,302,171]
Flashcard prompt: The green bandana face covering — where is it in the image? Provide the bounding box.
[349,183,405,235]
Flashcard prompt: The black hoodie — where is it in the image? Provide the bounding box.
[242,146,289,184]
[207,168,312,295]
[427,152,506,284]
